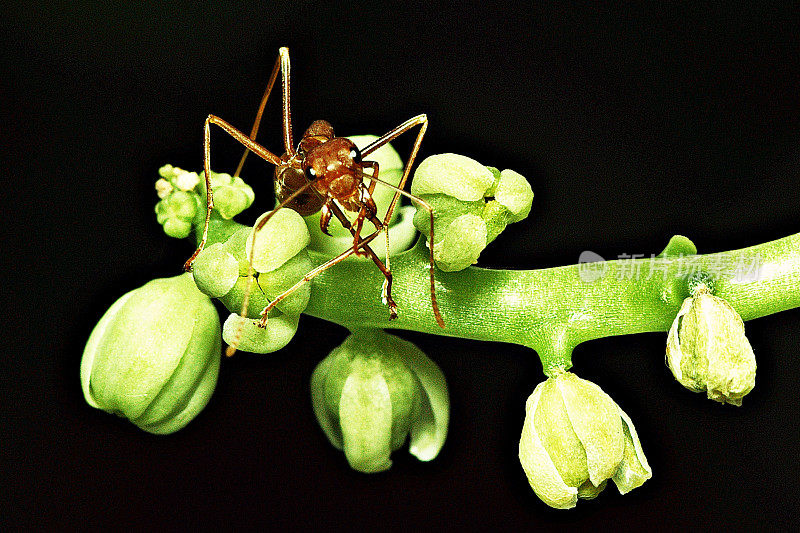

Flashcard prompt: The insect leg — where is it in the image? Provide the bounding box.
[354,171,445,328]
[183,115,282,271]
[234,47,295,177]
[358,160,393,305]
[255,228,386,329]
[360,114,428,228]
[351,161,380,258]
[233,53,281,177]
[327,201,398,319]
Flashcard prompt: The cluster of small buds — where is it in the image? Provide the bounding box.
[155,165,204,239]
[154,164,255,239]
[410,154,534,271]
[192,208,313,354]
[196,169,255,220]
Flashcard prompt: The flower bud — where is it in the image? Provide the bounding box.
[190,214,313,353]
[310,330,449,473]
[666,285,756,405]
[198,170,255,220]
[518,371,651,509]
[411,154,533,271]
[155,190,201,239]
[80,274,221,434]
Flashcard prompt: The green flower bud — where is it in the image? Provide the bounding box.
[196,170,255,220]
[411,153,533,271]
[188,222,313,354]
[80,274,221,434]
[666,285,756,405]
[155,190,201,239]
[215,225,313,319]
[310,330,449,473]
[518,371,651,509]
[246,209,311,273]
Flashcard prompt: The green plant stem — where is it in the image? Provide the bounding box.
[202,219,800,376]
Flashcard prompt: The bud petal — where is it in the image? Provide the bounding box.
[556,373,624,486]
[612,408,653,494]
[495,169,534,223]
[396,335,449,462]
[666,286,757,405]
[411,153,496,201]
[192,242,239,298]
[432,213,488,272]
[519,383,579,509]
[80,274,221,434]
[155,178,173,199]
[339,363,395,473]
[174,170,201,192]
[221,313,299,354]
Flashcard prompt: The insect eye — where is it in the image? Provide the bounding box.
[305,166,317,180]
[349,146,362,162]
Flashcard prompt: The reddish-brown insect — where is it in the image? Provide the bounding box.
[183,47,445,356]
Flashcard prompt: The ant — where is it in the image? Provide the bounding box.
[183,47,445,356]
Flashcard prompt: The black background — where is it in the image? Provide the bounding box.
[4,2,800,530]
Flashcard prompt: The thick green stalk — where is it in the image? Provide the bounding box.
[203,219,800,376]
[303,234,800,375]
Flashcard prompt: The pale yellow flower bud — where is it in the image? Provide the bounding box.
[666,286,756,405]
